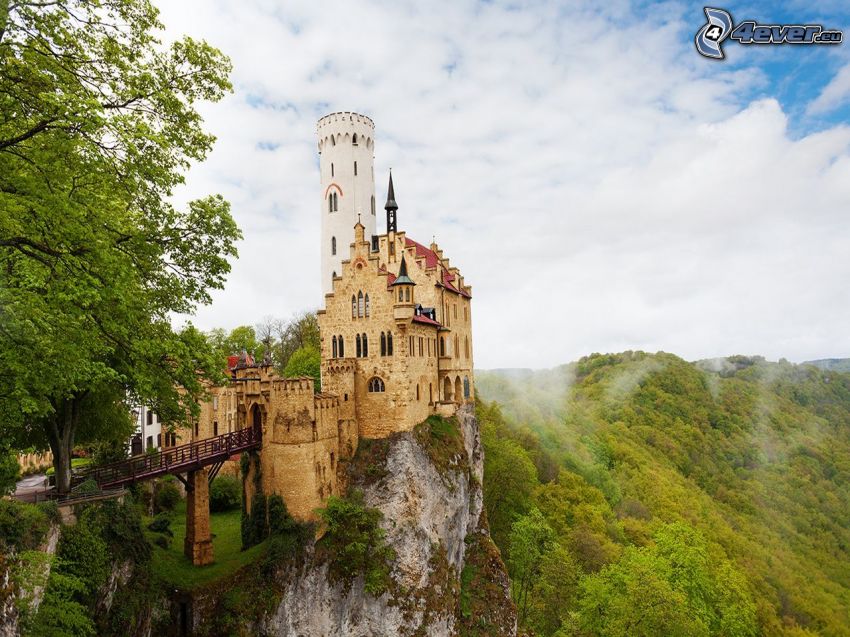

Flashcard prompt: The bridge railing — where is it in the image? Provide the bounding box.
[75,426,261,489]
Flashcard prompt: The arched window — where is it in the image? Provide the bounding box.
[464,377,471,399]
[356,334,362,358]
[398,289,404,302]
[365,294,370,317]
[404,287,410,302]
[332,336,338,358]
[338,335,344,357]
[371,195,376,215]
[362,333,368,356]
[368,377,385,392]
[351,295,357,318]
[331,236,336,255]
[331,135,336,146]
[380,332,386,356]
[333,192,338,211]
[353,133,358,145]
[358,291,364,318]
[387,332,393,355]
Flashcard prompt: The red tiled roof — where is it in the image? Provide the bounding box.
[405,238,439,268]
[412,314,441,327]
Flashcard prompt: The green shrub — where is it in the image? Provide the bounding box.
[242,492,268,549]
[154,478,181,512]
[29,570,96,637]
[317,490,395,594]
[154,534,171,549]
[75,478,99,495]
[0,445,20,496]
[56,523,110,605]
[210,475,241,512]
[0,499,51,551]
[147,513,172,535]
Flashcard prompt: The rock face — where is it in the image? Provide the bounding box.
[262,404,516,637]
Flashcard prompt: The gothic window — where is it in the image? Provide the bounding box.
[368,377,385,393]
[356,334,362,358]
[331,236,336,255]
[351,295,357,318]
[380,332,386,356]
[404,287,410,302]
[329,195,332,213]
[465,336,470,359]
[332,336,338,358]
[365,294,370,317]
[338,335,344,357]
[358,291,364,318]
[362,333,368,356]
[354,161,358,176]
[371,195,376,215]
[398,289,403,302]
[387,332,393,355]
[464,377,471,399]
[353,133,358,145]
[331,135,336,146]
[334,192,339,211]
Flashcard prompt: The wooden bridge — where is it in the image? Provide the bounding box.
[74,426,261,490]
[73,426,262,566]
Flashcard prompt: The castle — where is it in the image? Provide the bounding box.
[191,112,474,522]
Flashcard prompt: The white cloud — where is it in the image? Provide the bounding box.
[808,62,850,115]
[159,0,850,368]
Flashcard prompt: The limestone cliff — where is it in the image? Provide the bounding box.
[259,403,516,637]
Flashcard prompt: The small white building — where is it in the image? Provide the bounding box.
[129,405,162,455]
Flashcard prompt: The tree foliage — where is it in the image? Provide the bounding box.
[477,352,850,636]
[0,0,239,490]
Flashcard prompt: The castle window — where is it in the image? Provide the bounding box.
[354,161,358,176]
[440,337,446,357]
[331,236,336,255]
[387,332,393,355]
[429,383,433,404]
[358,291,364,318]
[454,335,459,358]
[332,336,338,358]
[419,337,423,357]
[371,195,376,215]
[362,333,368,356]
[194,422,199,436]
[356,334,362,357]
[454,304,457,319]
[405,287,410,302]
[213,421,218,436]
[365,294,370,317]
[338,335,344,357]
[331,135,336,146]
[368,377,385,393]
[331,162,334,177]
[464,377,471,399]
[328,196,332,213]
[409,336,414,354]
[427,339,431,357]
[465,336,470,359]
[334,192,338,211]
[351,295,357,318]
[353,133,358,145]
[398,289,403,302]
[416,384,420,401]
[380,332,386,356]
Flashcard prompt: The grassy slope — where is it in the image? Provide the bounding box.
[145,500,267,591]
[478,352,850,635]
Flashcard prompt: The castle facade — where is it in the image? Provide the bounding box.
[191,112,474,521]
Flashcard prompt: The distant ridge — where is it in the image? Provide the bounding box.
[804,358,850,372]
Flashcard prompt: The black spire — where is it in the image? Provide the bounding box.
[385,170,398,233]
[391,254,415,286]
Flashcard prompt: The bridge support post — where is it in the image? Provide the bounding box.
[184,468,213,566]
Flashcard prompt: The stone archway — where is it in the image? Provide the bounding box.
[443,376,453,402]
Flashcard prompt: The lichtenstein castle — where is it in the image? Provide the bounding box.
[192,112,474,523]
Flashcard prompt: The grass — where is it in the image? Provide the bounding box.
[44,457,90,477]
[414,415,467,474]
[145,499,267,591]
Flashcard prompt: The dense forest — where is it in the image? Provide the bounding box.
[476,352,850,636]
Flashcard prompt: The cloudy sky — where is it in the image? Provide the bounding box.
[161,0,850,369]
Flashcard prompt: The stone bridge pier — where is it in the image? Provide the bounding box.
[184,468,213,566]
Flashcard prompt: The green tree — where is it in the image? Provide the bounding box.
[277,311,320,368]
[529,544,581,636]
[508,508,554,624]
[284,345,321,389]
[0,1,238,491]
[0,444,19,495]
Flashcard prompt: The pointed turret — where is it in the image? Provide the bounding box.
[385,170,398,234]
[391,254,415,286]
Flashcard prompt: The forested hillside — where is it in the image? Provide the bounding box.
[476,352,850,636]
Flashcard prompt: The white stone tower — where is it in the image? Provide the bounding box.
[318,112,377,295]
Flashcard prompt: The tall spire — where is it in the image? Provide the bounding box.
[385,170,398,234]
[391,254,415,286]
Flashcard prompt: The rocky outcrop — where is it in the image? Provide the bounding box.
[262,404,516,637]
